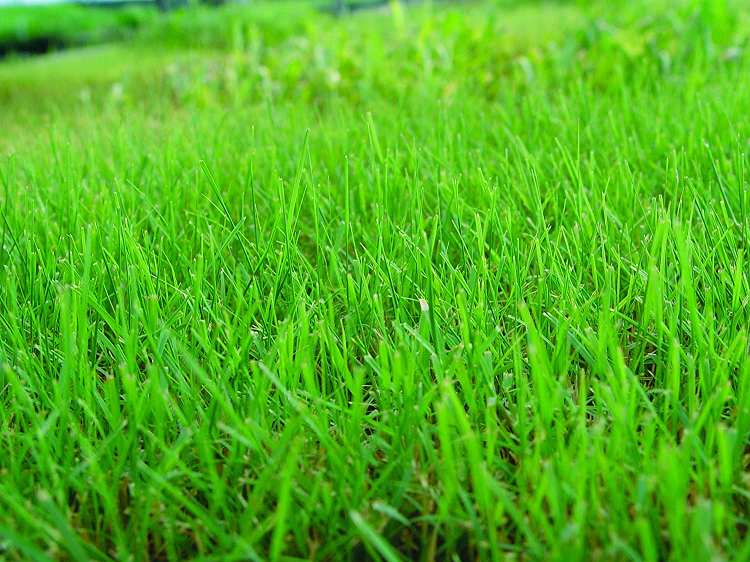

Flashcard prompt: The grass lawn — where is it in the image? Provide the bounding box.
[2,0,750,560]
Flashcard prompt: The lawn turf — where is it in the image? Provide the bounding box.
[2,0,750,560]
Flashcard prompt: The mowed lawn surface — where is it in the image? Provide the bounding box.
[2,1,750,560]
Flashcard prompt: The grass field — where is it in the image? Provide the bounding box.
[2,0,750,560]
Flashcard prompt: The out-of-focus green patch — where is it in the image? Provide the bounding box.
[2,0,746,113]
[0,4,157,57]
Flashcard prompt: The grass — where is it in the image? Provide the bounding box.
[1,0,750,560]
[0,4,157,57]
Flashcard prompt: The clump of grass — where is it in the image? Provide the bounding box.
[1,1,750,560]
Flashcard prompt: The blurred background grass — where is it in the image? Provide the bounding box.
[1,0,747,115]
